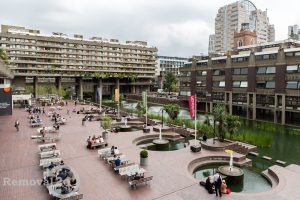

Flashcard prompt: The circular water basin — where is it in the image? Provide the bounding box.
[193,164,271,193]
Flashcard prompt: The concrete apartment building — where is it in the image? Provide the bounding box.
[0,60,13,116]
[0,25,157,100]
[156,56,188,76]
[288,24,300,40]
[211,0,275,54]
[179,40,300,126]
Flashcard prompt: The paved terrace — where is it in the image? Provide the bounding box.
[0,103,300,200]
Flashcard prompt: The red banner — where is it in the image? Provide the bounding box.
[188,95,196,119]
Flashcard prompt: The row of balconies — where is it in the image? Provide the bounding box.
[0,39,156,54]
[7,52,155,61]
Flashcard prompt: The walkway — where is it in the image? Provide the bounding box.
[0,103,299,200]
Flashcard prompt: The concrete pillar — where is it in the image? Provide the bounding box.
[76,77,83,100]
[98,79,102,107]
[56,77,62,91]
[246,93,250,119]
[228,92,232,115]
[209,102,213,113]
[274,94,278,123]
[33,76,38,98]
[252,93,256,120]
[131,85,136,94]
[281,94,286,125]
[115,78,120,90]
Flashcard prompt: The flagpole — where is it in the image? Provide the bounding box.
[194,94,197,146]
[145,90,148,126]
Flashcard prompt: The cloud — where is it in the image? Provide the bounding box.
[0,0,299,57]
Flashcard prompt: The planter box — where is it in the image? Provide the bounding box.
[190,145,201,153]
[140,157,148,166]
[143,128,150,133]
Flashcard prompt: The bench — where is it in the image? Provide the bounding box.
[31,122,43,127]
[89,141,108,149]
[129,176,153,189]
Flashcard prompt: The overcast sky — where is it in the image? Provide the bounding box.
[1,0,299,57]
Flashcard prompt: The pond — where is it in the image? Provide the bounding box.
[136,138,185,151]
[121,100,300,165]
[193,164,272,193]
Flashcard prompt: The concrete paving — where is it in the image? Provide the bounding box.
[0,102,300,200]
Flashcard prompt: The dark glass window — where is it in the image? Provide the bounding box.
[286,81,298,89]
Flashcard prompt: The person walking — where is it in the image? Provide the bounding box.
[15,120,20,132]
[214,173,222,197]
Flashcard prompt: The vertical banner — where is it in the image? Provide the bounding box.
[142,91,146,106]
[188,95,196,119]
[114,89,120,102]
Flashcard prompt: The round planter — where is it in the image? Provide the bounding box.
[143,127,150,133]
[102,131,108,140]
[140,157,148,166]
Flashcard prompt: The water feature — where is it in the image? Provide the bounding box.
[217,150,244,188]
[152,127,170,150]
[193,164,271,193]
[137,138,185,151]
[121,100,300,165]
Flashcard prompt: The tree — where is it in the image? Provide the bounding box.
[101,116,112,133]
[212,104,226,142]
[0,48,9,64]
[163,104,180,120]
[163,72,178,93]
[226,115,241,139]
[136,101,146,117]
[129,74,138,82]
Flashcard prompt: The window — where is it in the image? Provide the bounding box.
[257,81,266,88]
[233,68,240,75]
[241,68,248,75]
[197,81,202,87]
[286,81,298,89]
[286,65,299,73]
[202,71,207,76]
[233,81,240,87]
[219,81,225,87]
[240,81,248,88]
[213,69,225,76]
[257,67,267,74]
[266,81,275,89]
[266,67,276,74]
[238,40,243,47]
[256,54,277,60]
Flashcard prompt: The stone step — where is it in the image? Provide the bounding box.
[285,164,300,174]
[249,152,259,156]
[262,169,278,187]
[262,156,272,161]
[137,143,155,148]
[275,160,287,166]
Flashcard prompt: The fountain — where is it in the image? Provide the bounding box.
[217,150,244,190]
[117,118,133,132]
[152,127,170,150]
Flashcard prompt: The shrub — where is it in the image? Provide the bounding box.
[140,150,148,158]
[101,116,112,132]
[163,104,180,120]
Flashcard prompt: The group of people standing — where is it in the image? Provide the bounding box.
[202,173,231,197]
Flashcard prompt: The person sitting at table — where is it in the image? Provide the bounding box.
[70,178,77,186]
[53,123,60,130]
[114,156,121,167]
[133,172,142,180]
[113,147,119,155]
[99,136,104,143]
[57,170,67,180]
[48,162,56,169]
[111,146,115,154]
[61,183,70,194]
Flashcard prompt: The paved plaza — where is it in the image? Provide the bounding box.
[0,103,300,200]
